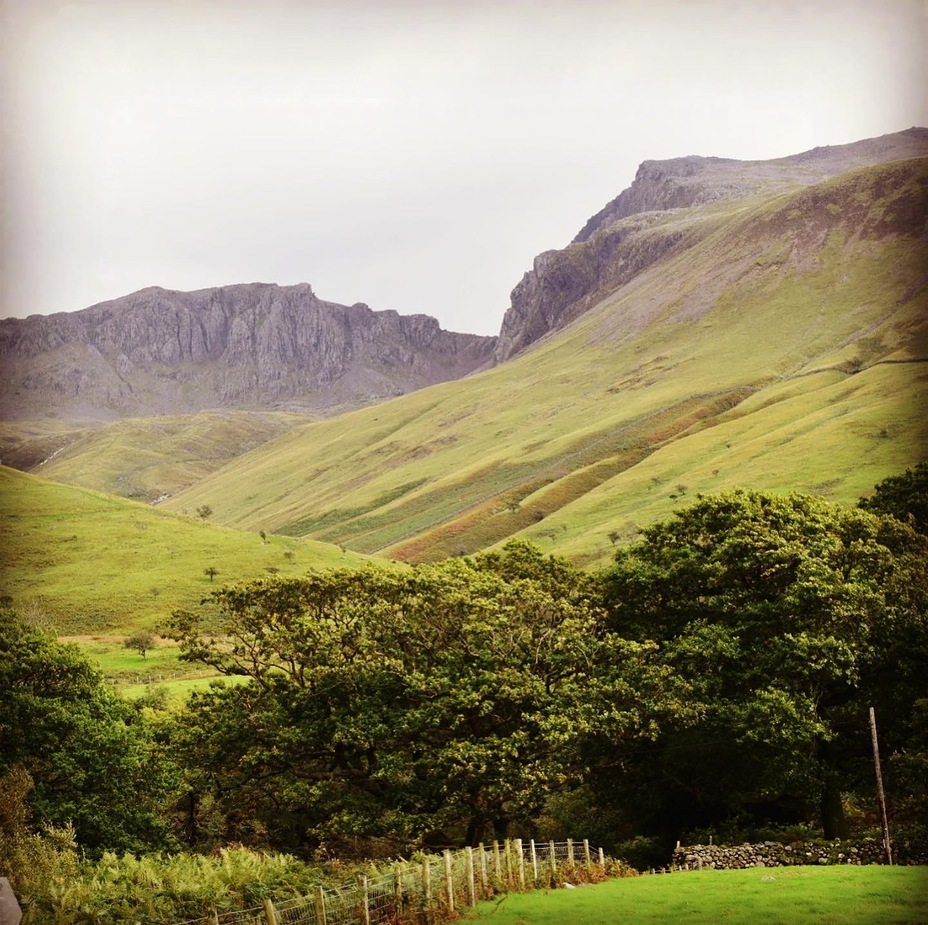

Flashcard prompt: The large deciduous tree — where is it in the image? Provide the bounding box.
[0,610,177,854]
[599,490,928,841]
[168,542,673,855]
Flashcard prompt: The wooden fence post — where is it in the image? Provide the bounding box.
[422,855,432,909]
[210,910,219,925]
[360,874,371,925]
[478,843,488,895]
[314,886,326,925]
[263,897,279,925]
[530,839,539,883]
[394,862,404,911]
[444,850,455,912]
[598,847,606,868]
[567,838,574,867]
[583,839,592,868]
[514,838,525,890]
[493,840,502,883]
[466,846,477,907]
[504,839,513,887]
[549,840,557,879]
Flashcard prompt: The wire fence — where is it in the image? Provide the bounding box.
[170,838,608,925]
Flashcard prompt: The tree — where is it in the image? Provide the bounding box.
[167,543,670,854]
[125,630,156,658]
[0,610,178,853]
[196,505,213,521]
[599,490,928,842]
[204,566,219,582]
[859,461,928,535]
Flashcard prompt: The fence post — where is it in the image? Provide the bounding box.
[549,840,557,880]
[314,885,326,925]
[478,842,488,896]
[504,839,513,887]
[263,898,279,925]
[583,839,592,869]
[493,840,502,883]
[598,847,606,868]
[567,838,574,867]
[466,846,477,907]
[514,838,525,890]
[394,861,405,915]
[444,850,455,913]
[422,855,432,909]
[530,839,539,883]
[360,874,371,925]
[210,911,219,925]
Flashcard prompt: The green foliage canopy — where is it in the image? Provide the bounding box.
[0,610,177,854]
[168,542,680,854]
[859,460,928,535]
[599,490,928,841]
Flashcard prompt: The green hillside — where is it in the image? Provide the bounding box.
[161,158,928,566]
[0,466,369,634]
[6,409,313,502]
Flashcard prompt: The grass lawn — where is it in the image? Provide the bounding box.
[466,866,928,924]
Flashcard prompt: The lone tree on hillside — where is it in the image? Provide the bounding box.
[124,630,156,658]
[204,567,219,583]
[196,505,213,521]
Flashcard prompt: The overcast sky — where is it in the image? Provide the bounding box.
[2,0,927,336]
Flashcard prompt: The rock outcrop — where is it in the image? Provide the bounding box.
[0,284,497,419]
[494,127,928,363]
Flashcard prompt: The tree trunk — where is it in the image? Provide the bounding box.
[493,816,510,840]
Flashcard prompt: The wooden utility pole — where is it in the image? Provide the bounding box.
[868,706,893,865]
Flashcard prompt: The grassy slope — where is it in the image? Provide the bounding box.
[161,159,928,565]
[467,867,928,925]
[19,409,314,502]
[0,466,369,634]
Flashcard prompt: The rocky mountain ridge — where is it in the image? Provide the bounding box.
[0,283,496,419]
[3,128,926,419]
[493,127,928,362]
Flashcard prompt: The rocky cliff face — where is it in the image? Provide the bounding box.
[0,284,497,419]
[494,128,928,363]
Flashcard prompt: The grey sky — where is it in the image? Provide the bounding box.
[2,0,927,336]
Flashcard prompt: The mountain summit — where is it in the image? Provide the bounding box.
[0,283,496,419]
[494,128,928,362]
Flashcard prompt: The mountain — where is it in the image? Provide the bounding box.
[0,283,497,420]
[495,127,928,362]
[157,151,928,567]
[3,130,926,571]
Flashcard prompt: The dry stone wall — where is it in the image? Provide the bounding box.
[671,838,926,870]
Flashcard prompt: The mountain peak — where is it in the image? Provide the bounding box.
[0,285,496,420]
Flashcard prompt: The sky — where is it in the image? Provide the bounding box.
[2,1,927,336]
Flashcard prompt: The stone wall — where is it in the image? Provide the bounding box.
[670,838,925,870]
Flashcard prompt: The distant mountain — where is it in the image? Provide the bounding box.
[156,152,928,566]
[0,283,497,420]
[494,127,928,362]
[2,130,925,572]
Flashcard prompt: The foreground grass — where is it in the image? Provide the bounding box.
[467,867,928,925]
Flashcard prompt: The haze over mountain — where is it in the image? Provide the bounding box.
[2,129,926,569]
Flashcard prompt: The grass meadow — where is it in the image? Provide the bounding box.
[0,465,372,636]
[467,866,928,925]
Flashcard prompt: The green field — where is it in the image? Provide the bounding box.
[467,866,928,924]
[0,465,372,635]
